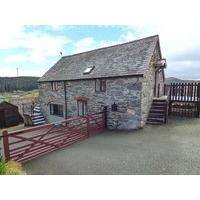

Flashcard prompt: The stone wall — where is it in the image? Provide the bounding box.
[39,76,143,130]
[141,59,155,126]
[38,82,66,123]
[141,43,163,126]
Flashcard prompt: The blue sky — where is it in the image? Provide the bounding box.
[0,25,200,79]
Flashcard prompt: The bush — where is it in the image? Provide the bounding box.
[0,160,6,175]
[0,160,26,175]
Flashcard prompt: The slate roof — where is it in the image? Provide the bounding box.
[38,35,159,82]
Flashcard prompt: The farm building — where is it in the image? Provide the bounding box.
[38,35,167,130]
[0,101,23,129]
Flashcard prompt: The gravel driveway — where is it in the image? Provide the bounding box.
[24,117,200,175]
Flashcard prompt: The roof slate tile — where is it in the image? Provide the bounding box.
[38,35,159,82]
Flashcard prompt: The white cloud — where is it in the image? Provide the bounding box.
[120,25,200,79]
[73,37,95,53]
[0,25,70,64]
[1,24,200,79]
[72,37,118,54]
[4,54,28,63]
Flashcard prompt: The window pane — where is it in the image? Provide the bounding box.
[101,80,106,91]
[50,104,63,117]
[83,66,95,74]
[95,79,106,92]
[95,79,100,91]
[51,82,58,91]
[77,101,87,116]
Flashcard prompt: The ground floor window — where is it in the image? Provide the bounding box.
[77,100,87,116]
[50,104,64,117]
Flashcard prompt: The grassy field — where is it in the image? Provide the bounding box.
[0,89,39,105]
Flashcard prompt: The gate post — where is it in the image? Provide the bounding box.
[198,83,200,117]
[2,130,10,161]
[86,114,90,138]
[168,85,172,115]
[103,106,108,129]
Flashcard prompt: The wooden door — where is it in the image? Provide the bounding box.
[154,71,157,97]
[0,111,5,129]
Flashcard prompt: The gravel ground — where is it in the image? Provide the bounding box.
[24,117,200,175]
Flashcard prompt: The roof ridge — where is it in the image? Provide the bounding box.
[61,35,159,59]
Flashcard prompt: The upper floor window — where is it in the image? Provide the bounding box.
[95,79,106,92]
[50,104,63,117]
[51,82,58,91]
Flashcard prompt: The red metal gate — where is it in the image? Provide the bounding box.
[2,111,106,163]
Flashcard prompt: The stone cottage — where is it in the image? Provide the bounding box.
[38,35,167,130]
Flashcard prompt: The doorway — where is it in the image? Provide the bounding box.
[0,111,5,129]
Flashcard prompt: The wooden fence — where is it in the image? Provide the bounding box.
[1,111,106,163]
[164,83,200,102]
[164,83,200,117]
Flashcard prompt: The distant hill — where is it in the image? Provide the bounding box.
[165,77,200,85]
[0,76,39,93]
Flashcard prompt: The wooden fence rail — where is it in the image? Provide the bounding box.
[164,82,200,102]
[164,83,200,117]
[1,111,106,163]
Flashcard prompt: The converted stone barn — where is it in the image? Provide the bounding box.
[38,35,167,130]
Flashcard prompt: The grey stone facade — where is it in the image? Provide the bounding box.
[39,82,66,123]
[39,77,143,130]
[141,43,164,126]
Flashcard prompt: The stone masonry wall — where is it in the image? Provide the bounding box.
[141,43,162,126]
[39,76,143,130]
[66,77,142,130]
[38,82,65,123]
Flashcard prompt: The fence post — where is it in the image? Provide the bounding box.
[104,106,108,129]
[86,114,90,138]
[164,99,169,123]
[198,83,200,117]
[168,84,172,115]
[2,130,10,161]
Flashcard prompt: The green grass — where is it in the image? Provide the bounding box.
[0,89,39,104]
[0,159,6,175]
[0,160,26,175]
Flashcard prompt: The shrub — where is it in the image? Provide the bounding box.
[0,159,6,175]
[0,160,26,175]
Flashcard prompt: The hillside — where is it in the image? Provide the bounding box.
[165,77,200,85]
[0,76,39,92]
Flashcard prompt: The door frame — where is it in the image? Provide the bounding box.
[154,70,157,97]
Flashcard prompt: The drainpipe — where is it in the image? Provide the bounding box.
[64,81,67,119]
